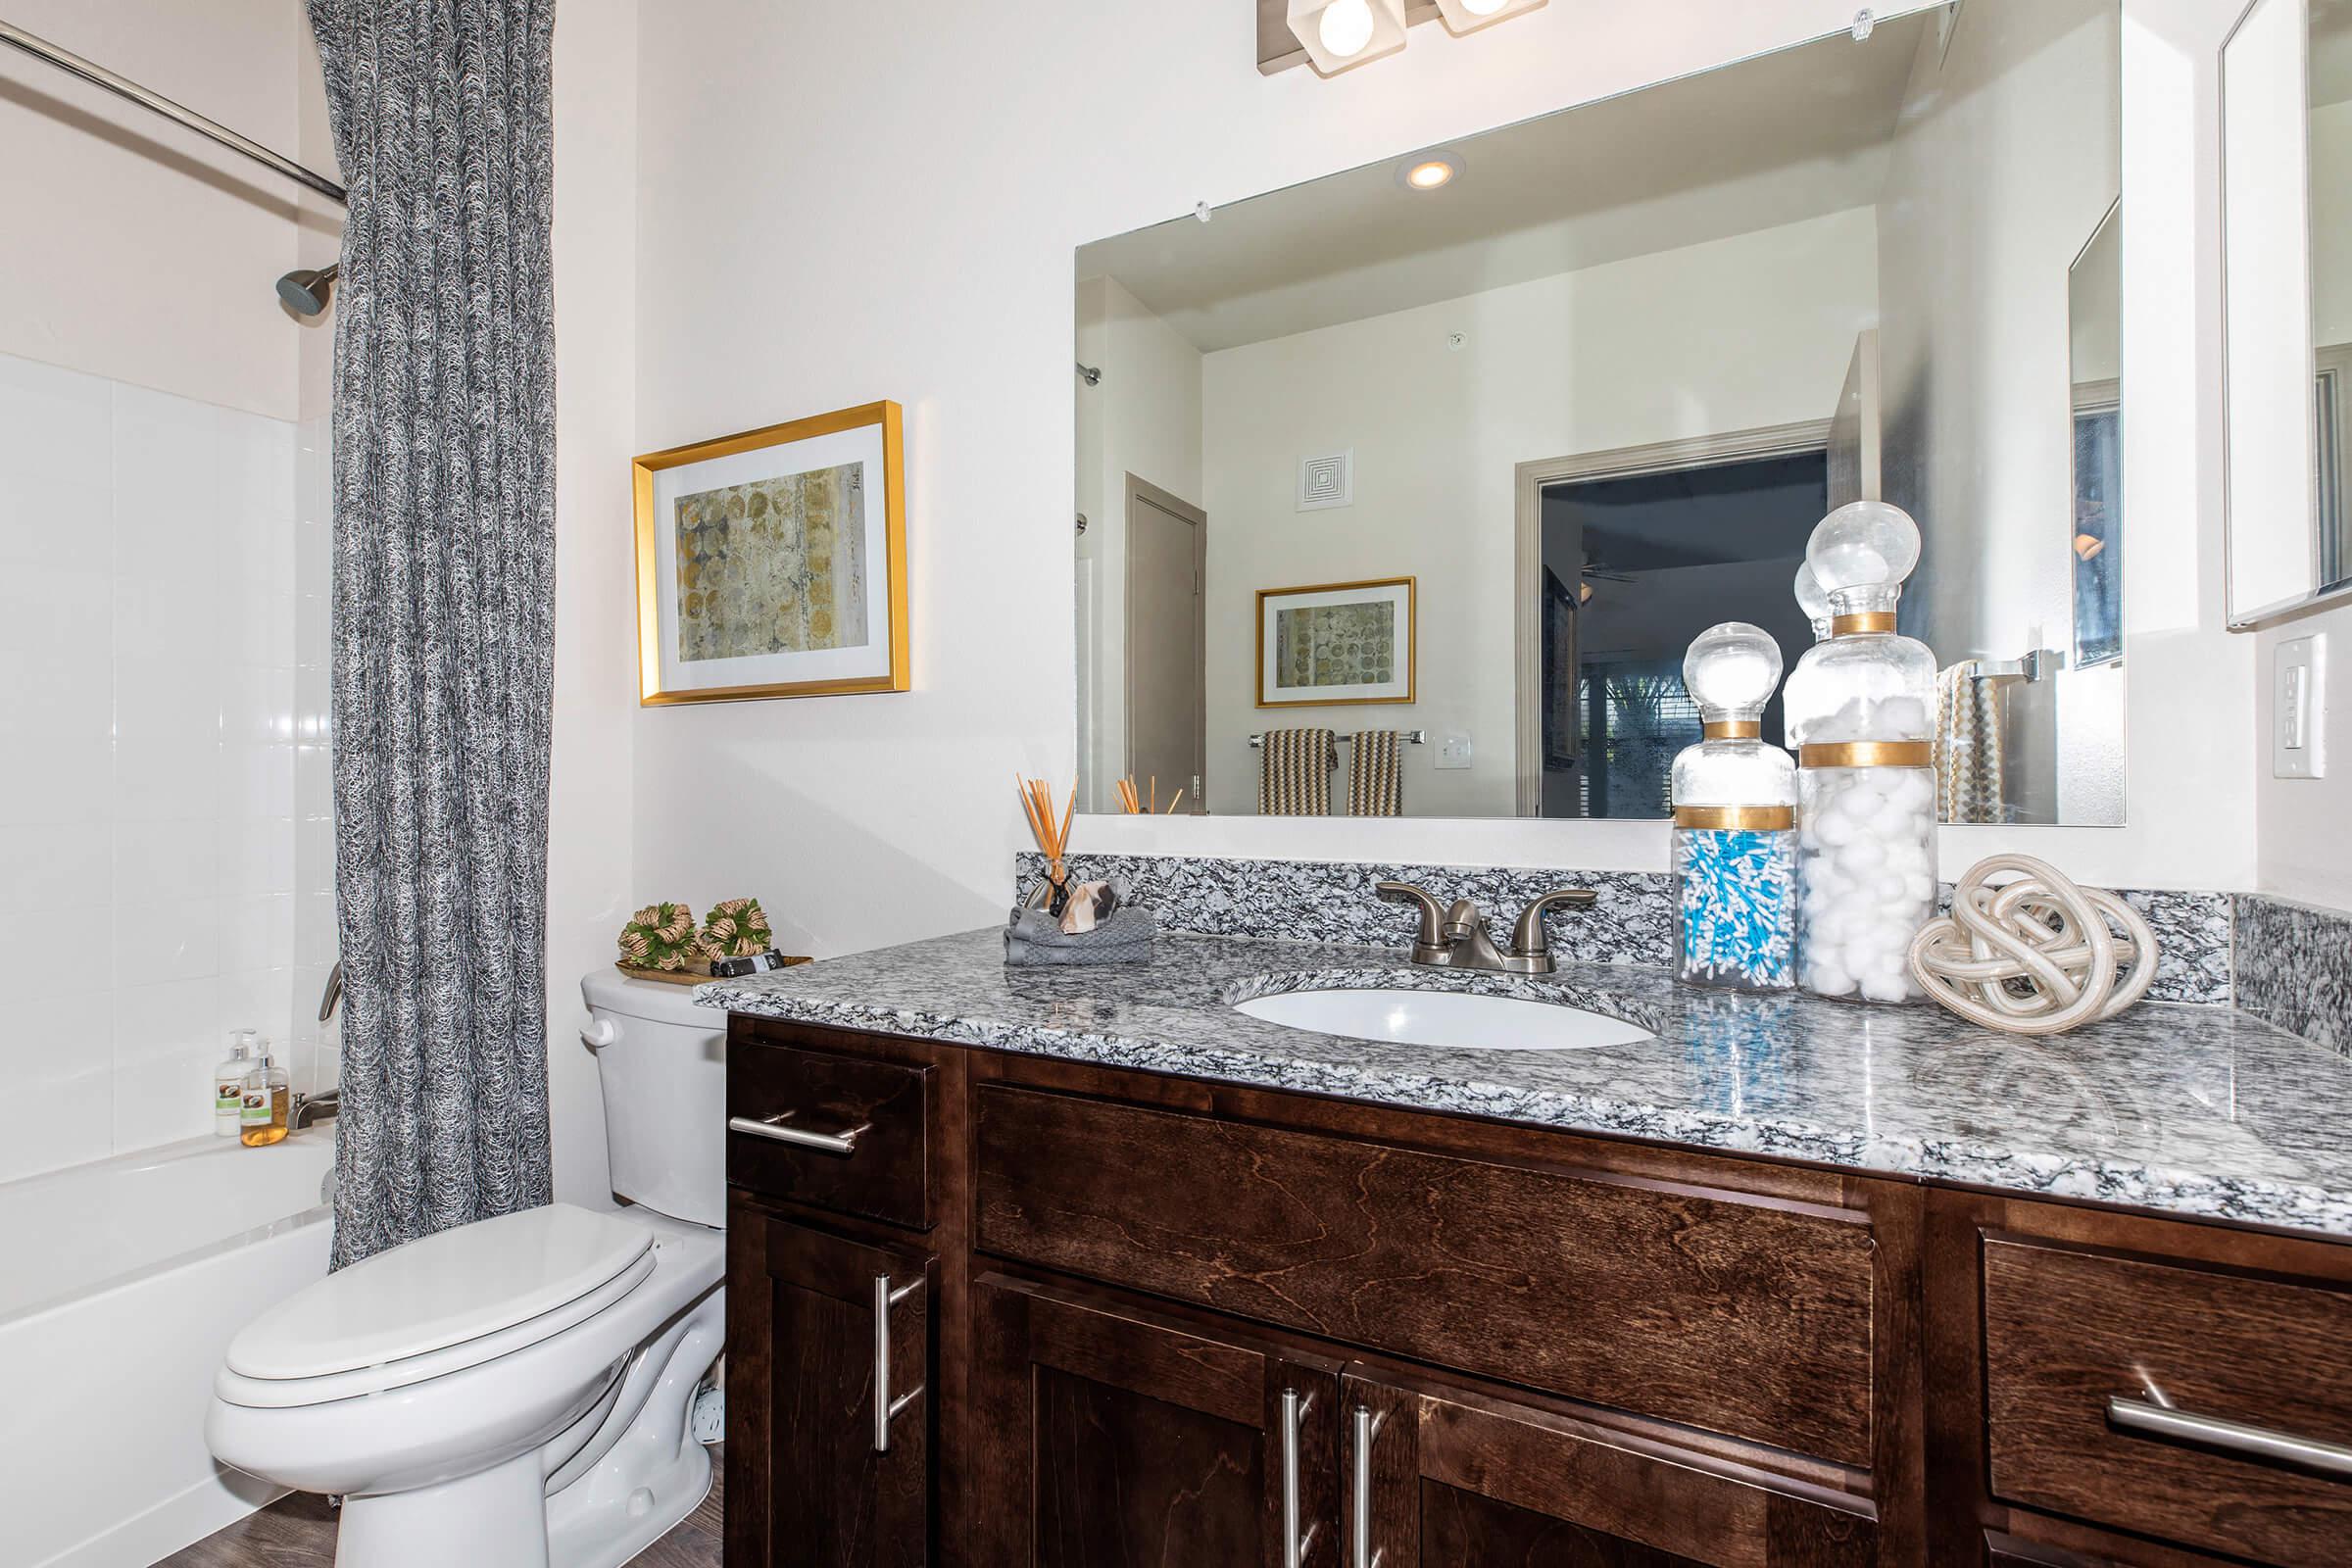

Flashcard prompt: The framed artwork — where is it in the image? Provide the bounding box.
[1255,577,1416,708]
[631,401,907,704]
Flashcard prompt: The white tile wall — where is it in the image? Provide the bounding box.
[0,353,329,1183]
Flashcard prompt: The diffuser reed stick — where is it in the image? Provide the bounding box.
[1016,774,1075,893]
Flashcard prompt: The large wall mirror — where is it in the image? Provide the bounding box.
[2225,0,2352,624]
[1075,0,2125,824]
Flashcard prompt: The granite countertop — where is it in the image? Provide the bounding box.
[699,929,2352,1238]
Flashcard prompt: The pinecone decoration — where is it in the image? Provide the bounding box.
[702,897,774,958]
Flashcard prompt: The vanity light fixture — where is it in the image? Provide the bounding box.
[1287,0,1407,75]
[1432,0,1547,36]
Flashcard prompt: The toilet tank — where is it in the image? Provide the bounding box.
[579,970,728,1228]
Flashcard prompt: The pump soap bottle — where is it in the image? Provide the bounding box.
[1671,622,1799,992]
[239,1046,290,1148]
[214,1030,256,1137]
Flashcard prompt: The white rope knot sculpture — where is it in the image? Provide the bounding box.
[1907,854,2159,1036]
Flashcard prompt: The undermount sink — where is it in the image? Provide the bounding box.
[1234,988,1651,1052]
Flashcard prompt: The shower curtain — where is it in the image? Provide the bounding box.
[310,0,559,1266]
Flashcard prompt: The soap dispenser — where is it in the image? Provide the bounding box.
[1670,622,1798,993]
[1781,501,1940,1003]
[239,1046,291,1148]
[214,1030,256,1137]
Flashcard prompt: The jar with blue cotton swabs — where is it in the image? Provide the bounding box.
[1671,622,1799,993]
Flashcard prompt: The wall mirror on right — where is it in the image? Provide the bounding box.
[2225,0,2352,624]
[1075,0,2127,828]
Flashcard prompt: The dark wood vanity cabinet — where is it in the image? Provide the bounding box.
[724,1017,2352,1568]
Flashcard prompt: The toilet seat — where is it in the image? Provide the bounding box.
[218,1205,659,1409]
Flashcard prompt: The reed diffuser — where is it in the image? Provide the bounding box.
[1113,776,1186,815]
[1016,775,1077,912]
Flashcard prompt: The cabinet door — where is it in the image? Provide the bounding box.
[971,1273,1342,1567]
[726,1207,931,1568]
[1340,1373,1878,1568]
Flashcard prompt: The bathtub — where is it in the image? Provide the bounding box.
[1,1129,335,1568]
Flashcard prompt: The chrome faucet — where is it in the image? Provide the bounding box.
[1377,882,1597,976]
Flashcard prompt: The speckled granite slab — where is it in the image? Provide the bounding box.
[2236,894,2352,1057]
[1020,854,2234,1004]
[705,927,2352,1238]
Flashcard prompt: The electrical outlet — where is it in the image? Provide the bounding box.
[2275,634,2327,779]
[1436,732,1474,771]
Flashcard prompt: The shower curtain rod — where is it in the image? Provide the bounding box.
[0,18,347,205]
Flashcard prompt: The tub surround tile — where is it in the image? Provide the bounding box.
[1021,853,2233,1004]
[2235,894,2352,1057]
[706,927,2352,1238]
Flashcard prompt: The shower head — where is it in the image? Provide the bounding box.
[275,263,338,316]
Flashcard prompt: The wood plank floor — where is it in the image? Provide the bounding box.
[153,1446,723,1567]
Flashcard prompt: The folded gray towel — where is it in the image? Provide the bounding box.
[1004,905,1157,966]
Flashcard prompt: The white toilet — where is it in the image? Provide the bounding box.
[206,970,730,1568]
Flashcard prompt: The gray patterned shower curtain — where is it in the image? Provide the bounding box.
[310,0,558,1267]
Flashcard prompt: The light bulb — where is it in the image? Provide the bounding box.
[1405,159,1455,189]
[1319,0,1376,57]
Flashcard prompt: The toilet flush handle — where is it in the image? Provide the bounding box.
[582,1018,618,1048]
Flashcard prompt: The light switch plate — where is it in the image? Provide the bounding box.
[1436,731,1473,770]
[2275,634,2327,778]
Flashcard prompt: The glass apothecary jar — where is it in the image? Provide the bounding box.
[1782,502,1939,1003]
[1671,622,1798,993]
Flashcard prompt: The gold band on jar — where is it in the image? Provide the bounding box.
[1701,719,1762,740]
[1673,805,1796,830]
[1798,741,1934,769]
[1830,611,1896,635]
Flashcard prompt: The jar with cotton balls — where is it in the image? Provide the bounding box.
[1782,501,1939,1003]
[1671,622,1798,993]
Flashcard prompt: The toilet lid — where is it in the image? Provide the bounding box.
[226,1203,655,1382]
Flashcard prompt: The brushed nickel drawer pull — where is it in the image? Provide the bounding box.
[2107,1396,2352,1477]
[1351,1403,1387,1568]
[727,1111,870,1156]
[872,1274,924,1453]
[1281,1388,1318,1568]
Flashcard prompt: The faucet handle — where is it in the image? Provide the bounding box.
[1376,881,1449,960]
[1511,889,1598,958]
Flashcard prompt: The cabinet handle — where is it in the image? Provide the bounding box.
[872,1273,924,1453]
[1281,1388,1318,1568]
[1350,1403,1386,1568]
[728,1111,869,1156]
[2107,1396,2352,1476]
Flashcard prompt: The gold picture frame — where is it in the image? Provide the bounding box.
[1255,576,1417,709]
[631,401,908,705]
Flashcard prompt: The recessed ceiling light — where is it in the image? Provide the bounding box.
[1398,152,1463,191]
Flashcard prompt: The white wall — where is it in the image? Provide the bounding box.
[1196,209,1877,818]
[1073,276,1203,811]
[0,0,327,421]
[535,0,643,1212]
[630,0,2251,943]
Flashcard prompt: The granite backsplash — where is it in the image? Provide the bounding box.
[1018,853,2235,1006]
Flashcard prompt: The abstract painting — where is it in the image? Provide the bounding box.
[1256,577,1415,708]
[632,402,906,704]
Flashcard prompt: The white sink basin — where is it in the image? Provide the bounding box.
[1234,988,1650,1052]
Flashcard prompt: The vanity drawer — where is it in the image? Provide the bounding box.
[728,1037,931,1229]
[973,1084,1877,1465]
[1983,1235,2352,1565]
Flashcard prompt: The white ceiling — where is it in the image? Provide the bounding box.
[1078,15,1931,354]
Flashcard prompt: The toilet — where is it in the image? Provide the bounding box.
[206,971,729,1568]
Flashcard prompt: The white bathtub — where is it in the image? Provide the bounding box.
[1,1129,336,1568]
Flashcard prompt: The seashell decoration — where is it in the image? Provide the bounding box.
[1908,855,2159,1036]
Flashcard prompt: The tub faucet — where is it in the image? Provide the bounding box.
[292,1089,339,1130]
[1377,883,1597,975]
